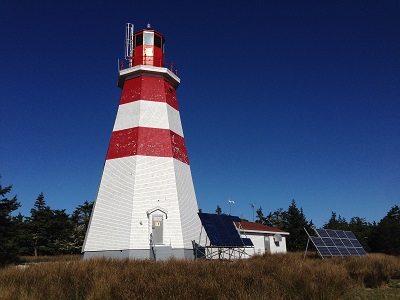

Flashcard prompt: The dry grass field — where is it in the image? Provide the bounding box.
[0,252,399,299]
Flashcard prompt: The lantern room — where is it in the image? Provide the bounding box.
[131,24,165,67]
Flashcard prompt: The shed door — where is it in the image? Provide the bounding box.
[152,215,163,244]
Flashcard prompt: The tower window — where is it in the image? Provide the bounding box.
[154,34,162,48]
[144,32,154,45]
[135,34,143,47]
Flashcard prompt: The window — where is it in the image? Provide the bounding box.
[144,32,154,45]
[154,34,162,48]
[135,34,143,47]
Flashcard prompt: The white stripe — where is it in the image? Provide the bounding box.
[113,100,184,136]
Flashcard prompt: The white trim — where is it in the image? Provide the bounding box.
[146,206,168,219]
[239,229,290,235]
[118,65,180,88]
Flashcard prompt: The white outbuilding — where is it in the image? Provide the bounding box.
[235,221,290,256]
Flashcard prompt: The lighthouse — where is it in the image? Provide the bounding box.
[83,23,201,260]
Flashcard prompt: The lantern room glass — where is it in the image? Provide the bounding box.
[144,32,154,45]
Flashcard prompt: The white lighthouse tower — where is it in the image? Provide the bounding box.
[83,23,201,260]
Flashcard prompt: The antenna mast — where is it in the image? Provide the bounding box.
[125,23,134,67]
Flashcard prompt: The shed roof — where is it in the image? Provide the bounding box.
[235,221,290,235]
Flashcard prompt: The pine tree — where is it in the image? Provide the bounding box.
[323,211,349,230]
[51,209,74,255]
[27,193,73,256]
[348,216,372,252]
[29,193,52,256]
[255,206,264,224]
[369,205,400,255]
[215,205,222,215]
[0,177,21,266]
[283,199,311,252]
[68,200,93,254]
[264,208,287,229]
[13,213,31,256]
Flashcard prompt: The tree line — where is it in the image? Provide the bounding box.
[1,175,399,266]
[216,199,400,255]
[1,177,92,266]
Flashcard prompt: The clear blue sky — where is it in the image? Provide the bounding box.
[1,1,399,227]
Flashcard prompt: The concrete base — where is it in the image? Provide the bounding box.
[83,248,195,261]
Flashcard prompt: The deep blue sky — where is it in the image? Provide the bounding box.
[1,1,399,226]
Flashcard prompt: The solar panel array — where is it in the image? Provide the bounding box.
[198,213,253,247]
[310,228,366,257]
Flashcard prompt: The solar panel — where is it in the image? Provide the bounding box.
[345,231,357,239]
[198,213,253,247]
[322,237,335,246]
[341,239,353,247]
[356,248,367,255]
[338,247,350,255]
[309,227,367,258]
[242,238,254,247]
[332,238,345,247]
[316,228,329,237]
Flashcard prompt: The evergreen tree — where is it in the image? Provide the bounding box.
[264,208,287,229]
[283,199,311,252]
[28,193,73,256]
[68,200,93,254]
[348,216,372,252]
[13,213,31,256]
[215,205,222,215]
[369,205,400,255]
[255,206,264,224]
[51,209,74,255]
[323,211,349,230]
[28,193,53,256]
[0,177,21,266]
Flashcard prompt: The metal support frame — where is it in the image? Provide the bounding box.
[303,227,321,259]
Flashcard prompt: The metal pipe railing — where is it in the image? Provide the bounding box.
[118,57,178,75]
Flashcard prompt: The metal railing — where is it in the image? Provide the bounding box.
[118,57,178,75]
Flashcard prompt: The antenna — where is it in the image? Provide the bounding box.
[125,23,134,67]
[228,199,235,215]
[250,202,256,222]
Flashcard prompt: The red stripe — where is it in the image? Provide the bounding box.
[106,127,189,164]
[119,76,179,110]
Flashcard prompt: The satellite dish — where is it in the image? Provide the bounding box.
[274,234,282,242]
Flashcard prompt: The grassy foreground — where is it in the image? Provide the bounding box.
[0,253,399,300]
